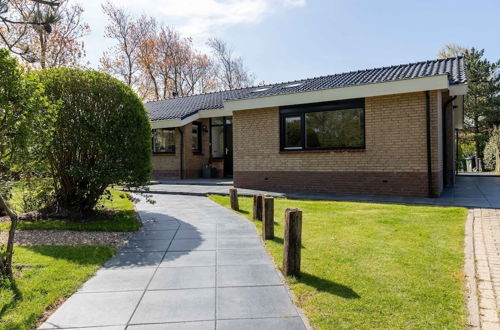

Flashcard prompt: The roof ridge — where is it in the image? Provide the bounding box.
[145,56,465,105]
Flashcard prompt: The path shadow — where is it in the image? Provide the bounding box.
[24,211,204,269]
[298,272,360,299]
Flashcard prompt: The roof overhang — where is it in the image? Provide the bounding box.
[151,74,467,128]
[151,107,233,129]
[224,74,451,111]
[449,83,467,96]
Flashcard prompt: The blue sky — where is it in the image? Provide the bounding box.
[82,0,500,85]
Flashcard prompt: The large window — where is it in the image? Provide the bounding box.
[192,122,202,153]
[280,99,365,150]
[152,128,176,153]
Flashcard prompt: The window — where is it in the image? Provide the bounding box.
[192,122,202,153]
[210,116,232,158]
[280,99,365,150]
[284,116,302,149]
[152,128,176,153]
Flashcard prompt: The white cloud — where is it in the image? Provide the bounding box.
[282,0,307,7]
[82,0,306,67]
[105,0,306,38]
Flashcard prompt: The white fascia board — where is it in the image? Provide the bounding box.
[198,108,233,118]
[150,108,234,128]
[223,74,450,111]
[449,83,467,96]
[151,119,182,129]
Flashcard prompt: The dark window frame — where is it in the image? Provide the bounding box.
[192,122,202,154]
[209,116,231,159]
[279,98,366,151]
[152,128,176,154]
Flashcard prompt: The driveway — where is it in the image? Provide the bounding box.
[40,194,308,330]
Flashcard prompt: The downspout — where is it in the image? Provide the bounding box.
[177,127,184,179]
[442,96,457,181]
[425,91,433,197]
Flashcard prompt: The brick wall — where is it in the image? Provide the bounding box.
[233,91,447,197]
[152,119,211,179]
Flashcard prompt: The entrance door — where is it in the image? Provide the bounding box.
[224,118,233,177]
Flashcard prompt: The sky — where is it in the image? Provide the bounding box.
[81,0,500,85]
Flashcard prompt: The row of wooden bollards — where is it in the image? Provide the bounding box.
[229,188,302,277]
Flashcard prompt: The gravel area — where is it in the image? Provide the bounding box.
[0,230,131,248]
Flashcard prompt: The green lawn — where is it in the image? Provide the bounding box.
[0,245,114,330]
[209,195,468,330]
[0,188,140,232]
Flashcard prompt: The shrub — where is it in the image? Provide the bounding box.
[37,68,151,215]
[484,127,500,171]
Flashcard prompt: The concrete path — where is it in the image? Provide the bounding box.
[143,183,285,198]
[40,194,308,330]
[144,175,500,209]
[469,208,500,329]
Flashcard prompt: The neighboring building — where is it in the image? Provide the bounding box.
[145,57,467,197]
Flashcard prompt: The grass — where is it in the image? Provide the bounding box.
[0,245,115,330]
[0,188,140,232]
[209,195,468,330]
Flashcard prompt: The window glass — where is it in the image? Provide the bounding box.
[211,117,224,125]
[192,123,201,153]
[211,126,224,157]
[153,128,176,153]
[284,116,302,149]
[305,108,364,148]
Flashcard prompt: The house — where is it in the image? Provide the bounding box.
[145,56,467,197]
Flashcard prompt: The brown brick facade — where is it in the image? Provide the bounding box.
[235,171,442,197]
[151,90,452,197]
[232,91,448,197]
[152,119,212,179]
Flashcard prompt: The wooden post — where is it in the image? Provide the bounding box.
[229,188,239,211]
[253,194,263,221]
[262,196,274,239]
[283,208,302,277]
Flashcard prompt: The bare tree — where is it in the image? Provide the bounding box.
[100,1,140,86]
[0,0,89,68]
[437,43,468,58]
[207,38,254,90]
[101,8,255,100]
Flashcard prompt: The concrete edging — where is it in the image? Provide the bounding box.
[465,209,480,329]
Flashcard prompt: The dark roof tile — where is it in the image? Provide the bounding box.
[146,56,466,121]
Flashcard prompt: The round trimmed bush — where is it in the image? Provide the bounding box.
[37,68,151,214]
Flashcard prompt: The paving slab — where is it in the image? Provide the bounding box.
[169,238,216,251]
[129,229,177,241]
[217,286,298,319]
[121,239,173,252]
[104,252,164,269]
[80,268,156,292]
[130,288,215,324]
[39,291,142,328]
[217,265,282,287]
[218,317,307,330]
[41,194,307,330]
[217,237,262,249]
[217,248,271,266]
[149,266,215,290]
[128,321,215,329]
[160,251,216,267]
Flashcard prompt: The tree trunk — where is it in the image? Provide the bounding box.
[39,31,47,69]
[0,192,19,282]
[474,115,482,159]
[496,147,500,172]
